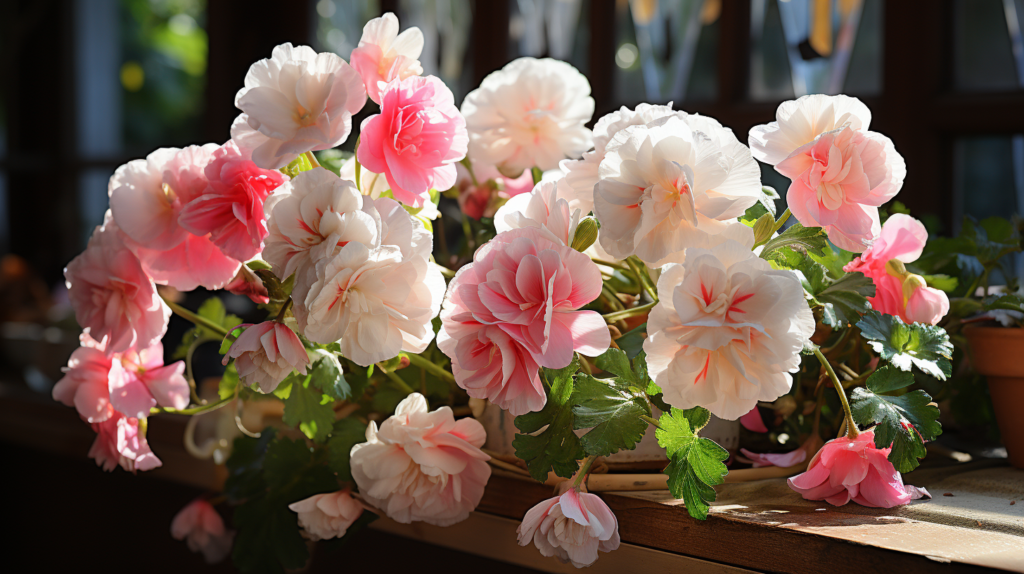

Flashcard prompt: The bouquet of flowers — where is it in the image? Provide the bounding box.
[54,13,957,571]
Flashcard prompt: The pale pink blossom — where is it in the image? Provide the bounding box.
[843,214,949,325]
[350,12,424,104]
[223,321,310,393]
[89,413,162,472]
[517,485,621,568]
[462,57,594,176]
[52,334,114,423]
[64,216,170,356]
[593,115,763,266]
[224,265,270,304]
[749,95,905,252]
[108,146,241,291]
[234,43,366,169]
[494,179,581,246]
[178,140,288,261]
[788,430,931,508]
[288,489,365,541]
[357,75,468,207]
[171,499,235,564]
[107,341,190,419]
[643,236,815,420]
[350,393,491,526]
[437,228,610,415]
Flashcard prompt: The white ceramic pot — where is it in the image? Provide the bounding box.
[477,401,739,465]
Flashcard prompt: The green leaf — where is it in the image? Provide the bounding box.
[922,273,958,292]
[739,202,769,226]
[760,222,828,261]
[656,408,728,520]
[513,356,584,481]
[172,297,242,359]
[594,348,636,384]
[224,429,277,502]
[808,243,856,279]
[280,153,314,178]
[857,311,953,379]
[866,363,916,394]
[614,322,648,360]
[682,406,711,432]
[309,350,352,400]
[572,373,650,457]
[816,271,875,327]
[985,294,1024,313]
[282,375,335,443]
[327,418,367,481]
[850,387,942,472]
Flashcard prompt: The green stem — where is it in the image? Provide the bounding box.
[275,297,293,321]
[405,353,456,383]
[592,258,628,270]
[639,414,661,429]
[304,151,321,169]
[378,363,415,394]
[752,208,792,249]
[601,284,625,312]
[812,347,859,439]
[460,156,480,186]
[572,455,596,489]
[626,257,657,302]
[151,395,233,416]
[162,296,230,339]
[602,300,657,323]
[185,337,218,403]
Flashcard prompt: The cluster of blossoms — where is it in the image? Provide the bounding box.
[54,11,950,571]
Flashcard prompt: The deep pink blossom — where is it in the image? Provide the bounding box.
[788,430,930,508]
[224,265,270,304]
[223,321,310,393]
[357,75,468,207]
[178,140,288,261]
[437,228,609,415]
[107,341,189,419]
[843,214,949,325]
[89,413,161,472]
[52,334,114,423]
[64,217,170,356]
[171,499,234,563]
[517,486,620,568]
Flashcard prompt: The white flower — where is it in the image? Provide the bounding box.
[461,57,594,176]
[493,179,580,246]
[350,393,491,526]
[593,115,762,266]
[350,12,424,104]
[561,103,681,216]
[747,94,872,166]
[643,236,814,420]
[234,43,366,169]
[288,490,365,541]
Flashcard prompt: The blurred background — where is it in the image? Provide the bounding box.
[1,0,1023,571]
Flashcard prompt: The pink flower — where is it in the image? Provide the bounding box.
[350,12,424,104]
[108,146,241,290]
[517,486,621,568]
[89,413,162,472]
[843,214,949,325]
[224,265,270,304]
[788,430,931,508]
[739,408,768,433]
[52,334,114,423]
[64,217,170,356]
[223,321,310,393]
[107,341,190,419]
[288,489,366,541]
[178,140,287,261]
[494,179,581,246]
[749,95,905,252]
[437,228,610,415]
[171,500,235,563]
[740,434,823,468]
[357,75,468,207]
[350,393,491,526]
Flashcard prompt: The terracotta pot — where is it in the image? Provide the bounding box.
[964,326,1024,468]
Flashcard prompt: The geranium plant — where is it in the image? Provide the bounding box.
[54,14,959,572]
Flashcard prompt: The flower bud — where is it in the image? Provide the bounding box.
[571,216,600,252]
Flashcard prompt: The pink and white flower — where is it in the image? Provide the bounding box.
[494,179,581,246]
[517,485,621,568]
[748,94,905,252]
[437,227,610,415]
[289,489,366,541]
[171,500,235,563]
[788,430,931,508]
[178,140,288,261]
[843,214,949,325]
[107,341,190,419]
[108,146,241,291]
[593,115,763,266]
[64,216,170,356]
[461,57,594,176]
[350,393,491,526]
[643,235,815,420]
[357,75,468,207]
[350,12,424,104]
[223,321,310,393]
[234,43,366,169]
[89,413,162,472]
[52,334,114,423]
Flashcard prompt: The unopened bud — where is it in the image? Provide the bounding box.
[571,217,600,252]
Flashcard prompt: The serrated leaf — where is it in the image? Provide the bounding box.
[309,350,350,400]
[513,356,583,481]
[816,271,875,327]
[572,373,650,457]
[808,243,856,279]
[857,311,953,379]
[985,294,1024,313]
[682,406,711,432]
[850,387,942,472]
[327,418,367,481]
[595,348,636,384]
[866,363,915,394]
[740,202,769,226]
[282,375,335,442]
[656,408,728,520]
[760,222,828,260]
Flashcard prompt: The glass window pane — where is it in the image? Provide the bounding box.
[953,0,1022,92]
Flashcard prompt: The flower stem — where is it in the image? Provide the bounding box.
[151,395,233,416]
[592,258,628,270]
[639,414,661,429]
[460,156,480,187]
[626,256,658,302]
[405,353,456,384]
[377,363,416,394]
[275,297,293,322]
[162,296,230,339]
[304,151,321,169]
[770,208,791,235]
[572,455,596,489]
[812,347,859,439]
[602,300,657,323]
